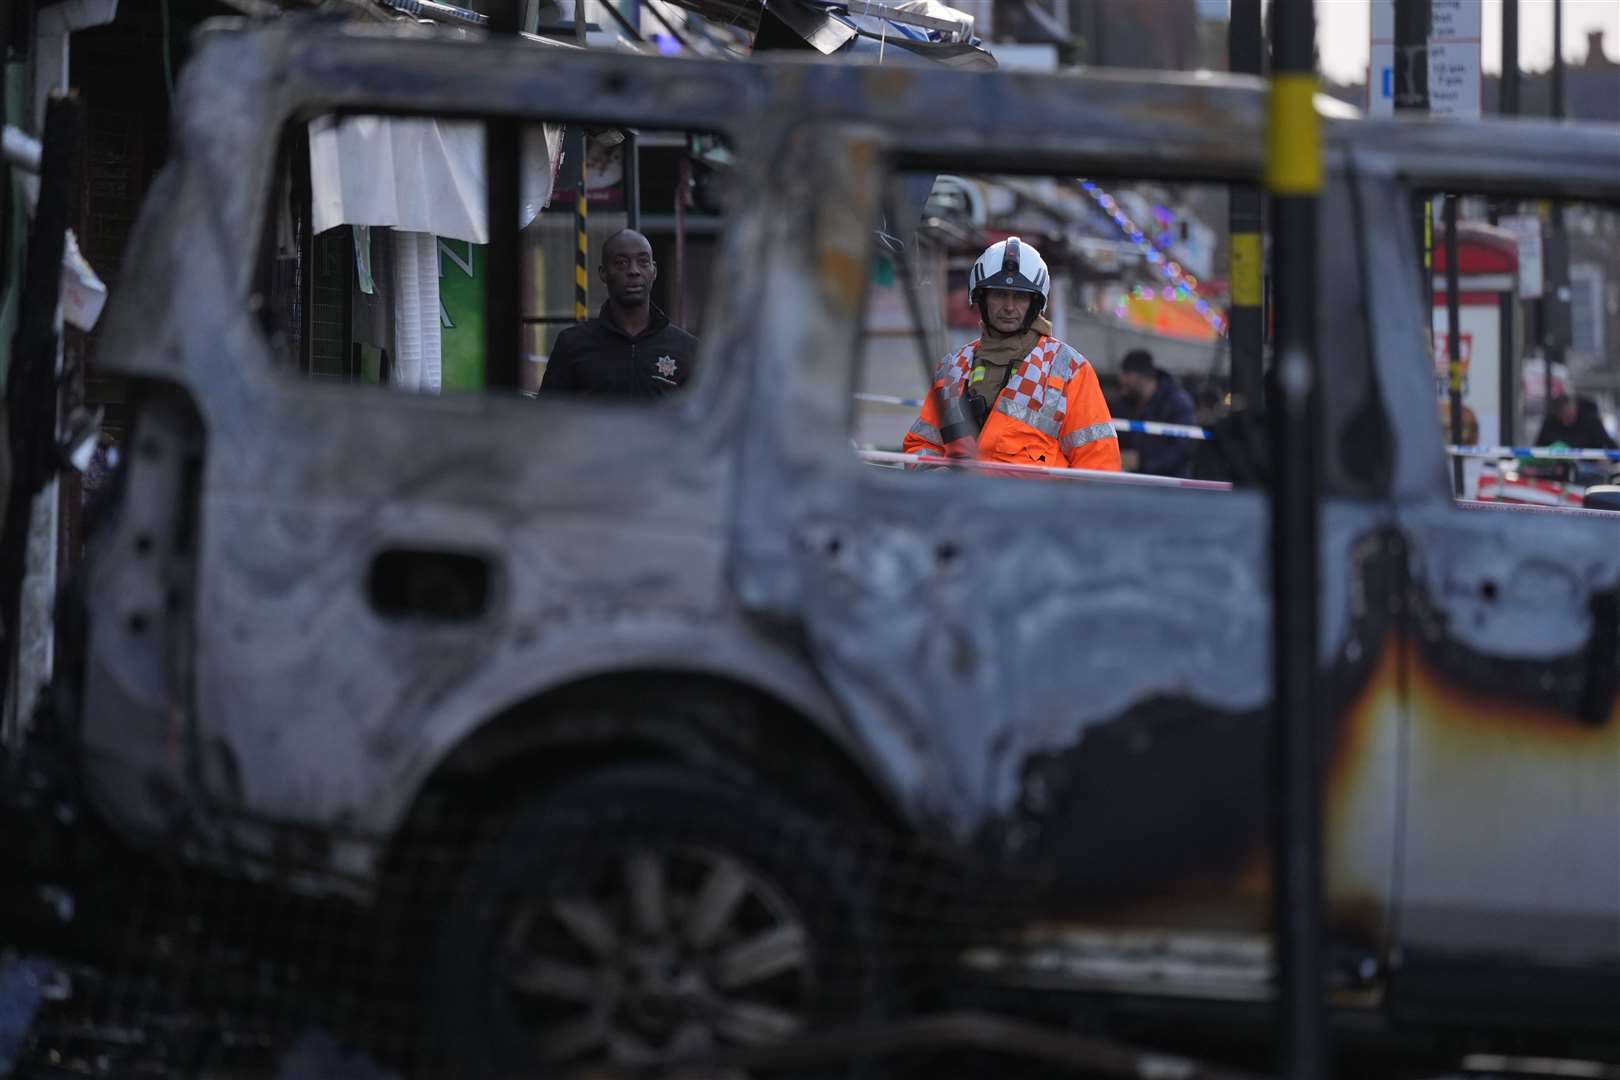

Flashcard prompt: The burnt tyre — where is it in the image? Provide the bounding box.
[429,763,889,1077]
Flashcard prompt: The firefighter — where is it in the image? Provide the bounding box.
[902,237,1120,472]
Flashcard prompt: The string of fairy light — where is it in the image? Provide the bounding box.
[1076,179,1228,337]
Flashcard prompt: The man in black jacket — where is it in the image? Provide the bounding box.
[1536,394,1618,451]
[1117,349,1198,477]
[537,229,697,399]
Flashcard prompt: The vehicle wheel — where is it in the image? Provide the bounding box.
[428,763,889,1078]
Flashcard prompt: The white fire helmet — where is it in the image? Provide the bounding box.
[967,236,1051,313]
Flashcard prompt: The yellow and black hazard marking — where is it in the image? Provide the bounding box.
[575,188,589,322]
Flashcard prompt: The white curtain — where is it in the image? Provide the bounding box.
[390,231,441,393]
[309,117,564,243]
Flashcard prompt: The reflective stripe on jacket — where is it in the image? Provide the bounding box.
[900,336,1121,472]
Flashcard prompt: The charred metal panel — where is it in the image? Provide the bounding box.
[1395,500,1620,975]
[77,389,205,843]
[1000,532,1405,940]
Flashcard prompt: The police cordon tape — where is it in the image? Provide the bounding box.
[852,393,1210,440]
[528,376,1613,462]
[856,449,1232,489]
[1448,445,1620,462]
[854,393,1620,462]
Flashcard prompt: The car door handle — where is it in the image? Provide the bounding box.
[368,548,493,623]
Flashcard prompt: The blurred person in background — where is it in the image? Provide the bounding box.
[1194,383,1224,428]
[1117,348,1197,477]
[1536,393,1618,451]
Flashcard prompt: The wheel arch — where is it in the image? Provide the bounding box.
[379,660,911,886]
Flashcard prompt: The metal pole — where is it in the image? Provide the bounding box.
[1394,0,1431,326]
[623,130,641,232]
[1544,0,1564,412]
[1545,204,1569,415]
[1499,293,1517,448]
[1500,0,1519,117]
[673,148,689,327]
[1551,0,1564,119]
[1393,0,1430,113]
[573,162,589,322]
[1444,195,1464,493]
[1265,0,1326,1074]
[484,2,523,389]
[1228,0,1264,413]
[1498,0,1520,440]
[572,0,590,323]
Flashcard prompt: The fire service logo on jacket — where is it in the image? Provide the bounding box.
[656,355,678,379]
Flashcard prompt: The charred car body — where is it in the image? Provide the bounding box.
[8,16,1620,1077]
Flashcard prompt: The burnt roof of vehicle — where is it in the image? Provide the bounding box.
[1337,115,1620,204]
[196,17,1620,202]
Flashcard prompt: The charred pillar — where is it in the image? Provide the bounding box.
[1266,0,1326,1075]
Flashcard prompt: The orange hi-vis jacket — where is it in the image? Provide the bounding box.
[901,335,1122,471]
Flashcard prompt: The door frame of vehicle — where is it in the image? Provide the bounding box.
[74,25,900,888]
[722,77,1407,1002]
[1343,118,1620,1036]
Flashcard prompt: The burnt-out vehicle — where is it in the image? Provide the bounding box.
[9,15,1620,1078]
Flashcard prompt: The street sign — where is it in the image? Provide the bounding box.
[1428,0,1482,119]
[1368,0,1394,117]
[1368,0,1479,118]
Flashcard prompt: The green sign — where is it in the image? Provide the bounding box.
[438,237,485,391]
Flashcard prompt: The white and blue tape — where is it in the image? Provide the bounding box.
[1448,445,1620,463]
[853,393,1210,441]
[855,394,1619,462]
